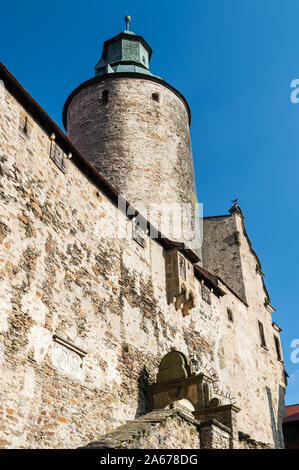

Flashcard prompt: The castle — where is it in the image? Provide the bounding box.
[0,18,286,449]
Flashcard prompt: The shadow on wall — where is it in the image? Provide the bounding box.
[135,365,150,418]
[266,384,286,448]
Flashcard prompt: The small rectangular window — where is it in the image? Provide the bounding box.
[258,321,267,348]
[50,141,66,174]
[227,308,233,323]
[274,335,282,361]
[101,90,109,105]
[201,284,211,305]
[132,221,145,248]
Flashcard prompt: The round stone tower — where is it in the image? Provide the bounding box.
[63,17,200,253]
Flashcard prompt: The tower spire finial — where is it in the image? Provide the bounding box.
[125,14,131,31]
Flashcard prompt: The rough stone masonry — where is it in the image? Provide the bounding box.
[0,20,286,449]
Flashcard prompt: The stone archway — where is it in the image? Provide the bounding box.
[157,350,192,384]
[148,349,215,412]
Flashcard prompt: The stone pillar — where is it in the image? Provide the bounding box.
[194,404,241,449]
[199,419,231,449]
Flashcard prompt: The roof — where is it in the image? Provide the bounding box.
[102,31,153,61]
[284,404,299,423]
[95,31,157,78]
[203,214,232,219]
[283,403,299,423]
[194,265,226,298]
[102,17,152,61]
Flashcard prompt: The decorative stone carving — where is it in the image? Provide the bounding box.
[166,249,196,316]
[168,399,195,420]
[148,350,220,413]
[51,335,87,379]
[157,350,192,384]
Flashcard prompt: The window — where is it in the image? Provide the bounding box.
[274,335,282,361]
[23,117,29,134]
[132,220,146,248]
[201,284,211,305]
[152,92,160,102]
[178,254,186,281]
[50,141,66,174]
[227,308,233,323]
[258,321,267,348]
[101,90,109,105]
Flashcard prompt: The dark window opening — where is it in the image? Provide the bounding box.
[201,284,211,305]
[258,321,267,348]
[23,116,28,134]
[274,335,282,361]
[50,141,66,174]
[227,308,233,323]
[152,92,160,102]
[132,220,146,248]
[19,112,32,138]
[178,255,186,281]
[284,423,299,441]
[101,90,109,105]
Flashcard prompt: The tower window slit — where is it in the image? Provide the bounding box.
[274,335,282,361]
[258,320,267,348]
[227,308,233,323]
[101,90,109,105]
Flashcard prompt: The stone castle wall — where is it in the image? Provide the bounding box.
[202,215,247,303]
[0,76,285,448]
[83,409,231,450]
[203,211,286,447]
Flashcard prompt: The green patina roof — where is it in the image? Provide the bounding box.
[95,18,160,78]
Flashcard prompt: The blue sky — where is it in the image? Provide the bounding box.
[1,0,298,406]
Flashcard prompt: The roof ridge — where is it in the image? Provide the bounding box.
[203,214,231,219]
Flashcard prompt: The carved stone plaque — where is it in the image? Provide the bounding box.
[52,341,83,379]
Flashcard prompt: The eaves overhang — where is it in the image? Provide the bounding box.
[62,72,191,128]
